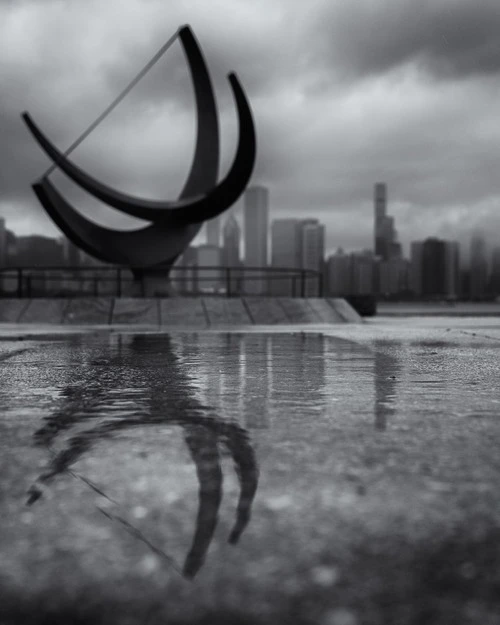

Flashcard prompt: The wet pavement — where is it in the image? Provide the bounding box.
[1,319,500,624]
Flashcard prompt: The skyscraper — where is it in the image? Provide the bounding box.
[300,219,325,296]
[410,241,424,296]
[196,244,222,292]
[244,185,269,294]
[469,232,488,300]
[270,218,301,295]
[0,218,6,267]
[490,246,500,296]
[326,248,352,296]
[222,215,242,293]
[222,215,240,267]
[271,219,301,269]
[374,183,400,261]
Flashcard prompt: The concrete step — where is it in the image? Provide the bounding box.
[0,297,362,326]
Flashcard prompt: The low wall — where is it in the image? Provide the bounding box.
[0,297,362,326]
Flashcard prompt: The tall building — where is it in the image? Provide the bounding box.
[411,237,460,299]
[378,258,409,296]
[326,248,352,296]
[374,182,400,261]
[0,218,6,267]
[490,246,500,296]
[422,238,447,297]
[222,215,241,266]
[270,218,301,295]
[410,241,424,296]
[222,215,242,294]
[244,185,269,294]
[445,241,460,299]
[206,217,221,247]
[196,244,222,293]
[350,250,375,295]
[469,232,488,300]
[16,235,64,267]
[271,219,301,268]
[300,219,325,296]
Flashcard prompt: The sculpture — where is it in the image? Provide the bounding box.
[22,25,256,295]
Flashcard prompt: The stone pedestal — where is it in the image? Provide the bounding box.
[128,268,177,297]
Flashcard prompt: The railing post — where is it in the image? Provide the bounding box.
[117,268,121,297]
[300,270,306,297]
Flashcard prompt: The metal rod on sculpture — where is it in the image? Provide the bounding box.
[43,26,183,178]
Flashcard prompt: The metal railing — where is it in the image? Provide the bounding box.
[0,265,323,298]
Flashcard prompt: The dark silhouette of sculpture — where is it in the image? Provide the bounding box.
[27,335,259,579]
[22,25,256,293]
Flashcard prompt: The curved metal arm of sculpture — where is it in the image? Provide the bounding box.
[22,73,256,226]
[32,178,199,266]
[23,24,220,267]
[182,426,223,579]
[28,413,258,579]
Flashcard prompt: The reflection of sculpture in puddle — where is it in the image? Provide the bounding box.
[27,335,259,579]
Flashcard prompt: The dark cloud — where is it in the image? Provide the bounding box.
[2,0,500,254]
[305,0,500,85]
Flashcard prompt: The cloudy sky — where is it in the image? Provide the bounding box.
[2,0,500,258]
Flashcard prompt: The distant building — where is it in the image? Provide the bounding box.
[410,238,459,299]
[490,246,500,296]
[270,218,301,295]
[300,219,325,296]
[350,250,375,295]
[326,248,352,296]
[0,218,6,267]
[206,217,221,247]
[222,215,241,266]
[378,257,409,297]
[16,235,64,267]
[244,186,269,294]
[469,232,488,300]
[374,183,401,263]
[222,215,242,294]
[410,241,424,296]
[445,240,460,299]
[196,244,222,293]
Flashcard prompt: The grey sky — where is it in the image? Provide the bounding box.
[1,0,500,257]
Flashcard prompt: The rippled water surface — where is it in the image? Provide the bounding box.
[1,328,500,625]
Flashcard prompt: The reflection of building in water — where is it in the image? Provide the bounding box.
[172,334,247,426]
[242,335,272,429]
[268,334,326,431]
[323,336,374,423]
[372,342,401,431]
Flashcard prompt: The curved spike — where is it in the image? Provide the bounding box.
[182,426,223,579]
[220,428,259,544]
[22,24,221,265]
[32,178,198,266]
[22,72,255,225]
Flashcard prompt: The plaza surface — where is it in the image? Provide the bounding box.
[1,316,500,625]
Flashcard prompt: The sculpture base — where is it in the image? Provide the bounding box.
[128,268,176,297]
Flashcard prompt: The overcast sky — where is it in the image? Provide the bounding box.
[2,0,500,257]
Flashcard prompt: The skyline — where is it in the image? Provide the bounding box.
[2,0,500,255]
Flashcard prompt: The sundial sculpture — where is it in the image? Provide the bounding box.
[22,25,256,295]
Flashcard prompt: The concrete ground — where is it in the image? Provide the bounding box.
[1,317,500,625]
